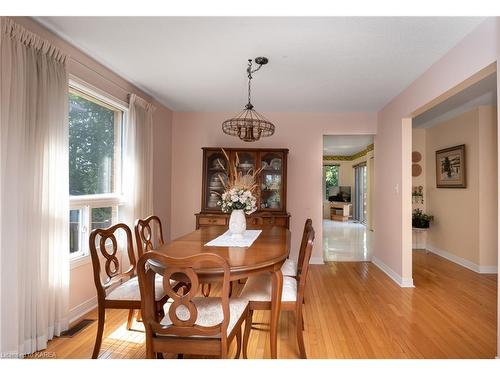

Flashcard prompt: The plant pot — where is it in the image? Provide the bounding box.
[412,219,430,229]
[229,209,246,238]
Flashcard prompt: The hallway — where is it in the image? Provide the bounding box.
[323,219,373,261]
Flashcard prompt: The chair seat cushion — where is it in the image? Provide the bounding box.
[239,274,297,303]
[160,297,248,337]
[106,274,165,301]
[281,258,297,277]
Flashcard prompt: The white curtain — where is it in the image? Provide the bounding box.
[122,94,154,229]
[0,18,69,355]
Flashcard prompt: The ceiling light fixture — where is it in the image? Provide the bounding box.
[222,57,275,142]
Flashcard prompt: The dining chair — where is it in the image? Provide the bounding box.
[137,251,249,359]
[281,218,312,278]
[135,215,213,298]
[89,223,168,359]
[135,215,165,258]
[240,223,315,359]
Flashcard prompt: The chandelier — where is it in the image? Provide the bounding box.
[222,57,275,142]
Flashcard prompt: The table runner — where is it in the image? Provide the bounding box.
[204,230,262,247]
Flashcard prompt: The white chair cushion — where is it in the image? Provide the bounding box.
[160,297,248,337]
[239,274,297,303]
[106,274,165,301]
[281,258,297,277]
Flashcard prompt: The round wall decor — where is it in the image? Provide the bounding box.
[412,151,422,163]
[412,163,422,177]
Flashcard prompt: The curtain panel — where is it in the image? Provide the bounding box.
[122,94,154,230]
[0,17,69,356]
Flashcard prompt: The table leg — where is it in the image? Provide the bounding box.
[270,269,283,359]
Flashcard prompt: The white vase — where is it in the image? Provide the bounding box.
[229,209,246,238]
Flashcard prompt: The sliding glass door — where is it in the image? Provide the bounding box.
[354,163,367,224]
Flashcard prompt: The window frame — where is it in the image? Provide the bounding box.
[68,79,128,262]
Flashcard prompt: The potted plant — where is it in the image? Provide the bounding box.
[412,208,434,229]
[216,149,261,238]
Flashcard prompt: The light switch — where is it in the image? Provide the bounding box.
[394,183,399,194]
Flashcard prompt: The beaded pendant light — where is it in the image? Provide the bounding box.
[222,57,275,142]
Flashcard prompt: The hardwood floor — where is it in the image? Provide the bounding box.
[39,250,497,359]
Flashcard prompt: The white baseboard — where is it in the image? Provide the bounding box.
[372,256,414,288]
[425,244,498,274]
[69,296,97,325]
[310,256,325,265]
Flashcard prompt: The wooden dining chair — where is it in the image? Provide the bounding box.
[240,223,315,359]
[137,251,249,359]
[135,215,213,298]
[135,215,165,258]
[281,218,313,278]
[89,223,168,359]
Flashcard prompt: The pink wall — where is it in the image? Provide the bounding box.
[375,17,500,356]
[375,18,500,287]
[171,112,377,262]
[12,17,174,321]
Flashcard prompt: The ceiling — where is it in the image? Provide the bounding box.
[413,73,497,128]
[36,17,485,112]
[323,135,374,156]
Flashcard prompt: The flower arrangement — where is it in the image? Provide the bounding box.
[216,149,261,214]
[412,208,434,229]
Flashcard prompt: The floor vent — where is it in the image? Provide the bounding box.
[61,319,95,338]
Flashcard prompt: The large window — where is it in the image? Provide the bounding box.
[68,85,125,258]
[323,165,339,200]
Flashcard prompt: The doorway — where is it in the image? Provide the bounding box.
[322,135,374,262]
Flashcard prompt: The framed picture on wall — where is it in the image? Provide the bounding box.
[435,144,466,188]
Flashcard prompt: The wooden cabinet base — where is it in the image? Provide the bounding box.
[196,212,291,230]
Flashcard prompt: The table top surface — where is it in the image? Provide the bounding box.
[155,226,291,274]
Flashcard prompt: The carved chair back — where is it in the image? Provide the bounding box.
[135,215,165,259]
[297,219,313,275]
[137,252,231,341]
[296,225,315,307]
[89,223,137,301]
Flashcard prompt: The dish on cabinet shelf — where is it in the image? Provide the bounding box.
[270,158,281,170]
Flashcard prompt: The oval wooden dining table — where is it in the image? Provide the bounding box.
[153,225,291,359]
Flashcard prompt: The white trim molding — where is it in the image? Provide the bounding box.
[69,296,98,325]
[310,256,325,265]
[372,256,415,288]
[424,245,498,274]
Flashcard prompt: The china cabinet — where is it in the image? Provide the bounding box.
[196,147,290,229]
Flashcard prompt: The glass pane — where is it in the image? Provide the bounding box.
[69,92,117,196]
[206,151,227,210]
[91,207,113,230]
[69,209,80,254]
[235,151,256,174]
[260,153,283,210]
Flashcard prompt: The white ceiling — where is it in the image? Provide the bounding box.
[36,17,485,112]
[413,73,497,128]
[323,135,374,156]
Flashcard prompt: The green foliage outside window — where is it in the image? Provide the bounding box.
[69,92,115,196]
[324,165,339,199]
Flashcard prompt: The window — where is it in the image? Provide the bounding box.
[68,84,125,259]
[323,165,339,200]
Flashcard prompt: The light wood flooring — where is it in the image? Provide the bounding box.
[38,250,497,359]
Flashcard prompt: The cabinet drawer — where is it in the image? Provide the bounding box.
[248,216,288,227]
[199,217,227,226]
[262,217,288,227]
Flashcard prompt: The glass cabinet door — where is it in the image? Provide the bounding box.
[232,150,258,178]
[259,152,283,210]
[205,150,228,211]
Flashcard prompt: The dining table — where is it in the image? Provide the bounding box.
[154,225,291,359]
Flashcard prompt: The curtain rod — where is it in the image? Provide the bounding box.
[69,56,151,104]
